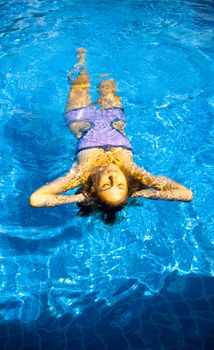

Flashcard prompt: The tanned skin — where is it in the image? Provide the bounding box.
[30,48,193,208]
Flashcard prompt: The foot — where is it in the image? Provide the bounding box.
[97,73,110,78]
[68,48,87,82]
[76,47,87,67]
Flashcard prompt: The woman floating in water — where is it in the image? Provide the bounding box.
[30,48,193,212]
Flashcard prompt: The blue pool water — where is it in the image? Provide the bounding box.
[0,0,214,349]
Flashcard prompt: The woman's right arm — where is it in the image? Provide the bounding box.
[29,163,86,207]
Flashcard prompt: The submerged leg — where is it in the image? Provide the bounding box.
[66,48,91,138]
[98,78,125,133]
[66,48,91,111]
[98,78,122,109]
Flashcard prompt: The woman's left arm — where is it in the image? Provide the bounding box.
[127,164,193,202]
[132,179,193,201]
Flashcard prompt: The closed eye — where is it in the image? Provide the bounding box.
[101,184,111,191]
[118,184,125,190]
[100,184,126,191]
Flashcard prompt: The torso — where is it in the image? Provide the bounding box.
[65,107,132,154]
[76,147,133,175]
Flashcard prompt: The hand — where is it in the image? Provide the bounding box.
[75,193,87,203]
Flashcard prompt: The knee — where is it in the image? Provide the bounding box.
[73,72,90,88]
[99,79,116,93]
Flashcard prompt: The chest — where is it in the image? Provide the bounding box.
[77,148,133,168]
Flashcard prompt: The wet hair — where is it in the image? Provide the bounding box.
[77,170,140,222]
[77,197,125,224]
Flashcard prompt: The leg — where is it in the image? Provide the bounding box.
[98,79,125,133]
[66,49,91,138]
[66,48,91,112]
[98,78,122,109]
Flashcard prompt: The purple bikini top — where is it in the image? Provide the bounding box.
[64,107,132,153]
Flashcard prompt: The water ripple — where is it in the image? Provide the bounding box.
[0,0,213,322]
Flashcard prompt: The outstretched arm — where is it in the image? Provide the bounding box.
[127,164,193,202]
[30,163,87,207]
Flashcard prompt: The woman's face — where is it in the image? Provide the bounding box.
[96,164,128,206]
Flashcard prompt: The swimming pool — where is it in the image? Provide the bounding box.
[0,0,214,348]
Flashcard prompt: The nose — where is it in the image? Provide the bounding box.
[109,175,113,186]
